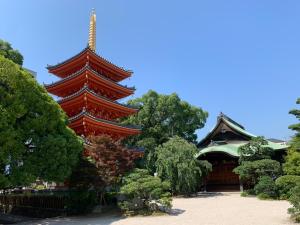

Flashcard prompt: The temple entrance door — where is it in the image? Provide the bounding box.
[203,153,240,191]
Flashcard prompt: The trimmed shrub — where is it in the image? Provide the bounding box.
[288,185,300,222]
[254,176,278,199]
[275,175,300,199]
[245,189,256,196]
[67,190,97,215]
[118,169,172,215]
[233,159,281,187]
[257,193,274,200]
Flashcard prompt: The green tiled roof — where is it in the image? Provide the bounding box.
[224,118,256,138]
[196,143,244,158]
[196,140,288,158]
[196,113,289,158]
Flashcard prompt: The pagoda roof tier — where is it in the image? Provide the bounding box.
[58,86,138,119]
[69,111,141,138]
[45,66,135,100]
[47,47,132,82]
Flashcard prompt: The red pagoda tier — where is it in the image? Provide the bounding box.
[45,47,141,139]
[47,47,132,81]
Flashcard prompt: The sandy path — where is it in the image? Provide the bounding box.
[17,192,294,225]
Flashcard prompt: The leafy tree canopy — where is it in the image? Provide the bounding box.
[284,98,300,175]
[0,55,82,188]
[122,90,208,172]
[82,135,142,188]
[156,136,211,195]
[238,136,273,163]
[289,98,300,134]
[0,39,23,66]
[123,90,208,145]
[284,149,300,176]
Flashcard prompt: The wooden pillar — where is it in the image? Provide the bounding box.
[204,179,207,192]
[239,179,244,192]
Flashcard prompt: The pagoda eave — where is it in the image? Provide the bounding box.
[47,48,132,82]
[69,112,141,138]
[45,66,134,99]
[59,87,138,118]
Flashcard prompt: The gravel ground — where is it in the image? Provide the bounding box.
[17,192,294,225]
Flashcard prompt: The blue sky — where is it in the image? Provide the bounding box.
[1,0,299,141]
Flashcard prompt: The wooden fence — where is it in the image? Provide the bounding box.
[0,191,68,217]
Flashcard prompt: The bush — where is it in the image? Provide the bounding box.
[288,185,300,222]
[67,190,97,215]
[275,175,300,199]
[254,176,278,199]
[233,159,281,187]
[246,189,256,195]
[118,169,172,215]
[240,192,249,197]
[257,193,274,200]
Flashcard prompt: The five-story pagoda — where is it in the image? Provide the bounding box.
[45,10,141,140]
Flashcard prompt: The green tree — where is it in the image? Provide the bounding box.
[118,168,172,214]
[275,175,300,199]
[284,98,300,221]
[288,185,300,222]
[284,148,300,176]
[238,136,273,163]
[0,39,23,66]
[0,55,82,188]
[284,98,300,175]
[156,136,212,195]
[234,137,281,191]
[122,90,208,172]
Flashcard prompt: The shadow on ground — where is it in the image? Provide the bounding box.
[15,212,126,225]
[177,192,226,199]
[169,208,185,216]
[15,207,187,224]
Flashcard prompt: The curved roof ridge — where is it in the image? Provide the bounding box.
[69,110,141,130]
[196,141,288,159]
[57,85,138,110]
[222,117,256,138]
[88,65,135,90]
[89,47,133,74]
[45,65,87,88]
[197,113,256,147]
[47,47,132,75]
[219,112,244,129]
[47,48,87,69]
[45,65,135,91]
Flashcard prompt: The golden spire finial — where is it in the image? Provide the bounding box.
[88,9,96,52]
